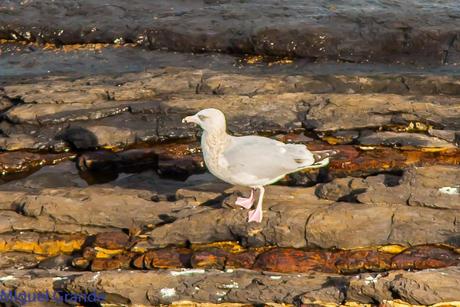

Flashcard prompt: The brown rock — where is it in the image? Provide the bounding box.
[81,247,97,260]
[334,249,393,273]
[72,257,90,270]
[90,253,132,271]
[254,248,335,273]
[0,96,12,112]
[390,245,460,270]
[191,248,229,270]
[142,247,191,269]
[93,232,130,250]
[132,254,145,269]
[117,244,460,273]
[77,148,158,172]
[225,252,258,269]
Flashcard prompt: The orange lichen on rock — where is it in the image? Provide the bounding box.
[243,55,264,64]
[240,54,294,66]
[191,241,247,254]
[94,247,125,259]
[0,235,85,256]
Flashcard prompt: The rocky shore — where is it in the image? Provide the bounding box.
[0,1,459,306]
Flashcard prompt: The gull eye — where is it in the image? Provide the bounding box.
[198,114,207,121]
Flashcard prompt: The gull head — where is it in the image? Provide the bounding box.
[182,108,226,133]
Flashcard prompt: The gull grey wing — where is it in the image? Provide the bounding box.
[222,136,314,180]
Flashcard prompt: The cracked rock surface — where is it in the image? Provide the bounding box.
[0,267,459,305]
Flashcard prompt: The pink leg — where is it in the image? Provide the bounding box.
[248,186,264,223]
[235,189,254,209]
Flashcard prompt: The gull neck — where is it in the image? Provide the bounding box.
[202,128,230,147]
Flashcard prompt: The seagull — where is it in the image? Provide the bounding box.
[182,108,335,223]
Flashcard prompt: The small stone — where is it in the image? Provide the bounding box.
[143,247,192,269]
[93,231,130,250]
[90,253,132,271]
[72,257,90,270]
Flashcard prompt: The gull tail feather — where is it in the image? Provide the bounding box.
[304,150,338,169]
[312,150,338,163]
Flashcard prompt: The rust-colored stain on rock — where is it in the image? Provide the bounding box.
[65,239,460,274]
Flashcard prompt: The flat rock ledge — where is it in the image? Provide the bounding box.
[1,0,460,65]
[0,267,459,305]
[0,164,458,250]
[1,60,459,153]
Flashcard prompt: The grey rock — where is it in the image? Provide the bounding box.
[358,131,456,148]
[358,165,460,209]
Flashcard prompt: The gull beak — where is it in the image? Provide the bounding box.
[182,115,199,124]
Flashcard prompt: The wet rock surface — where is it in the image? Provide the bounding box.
[1,1,460,304]
[1,0,460,65]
